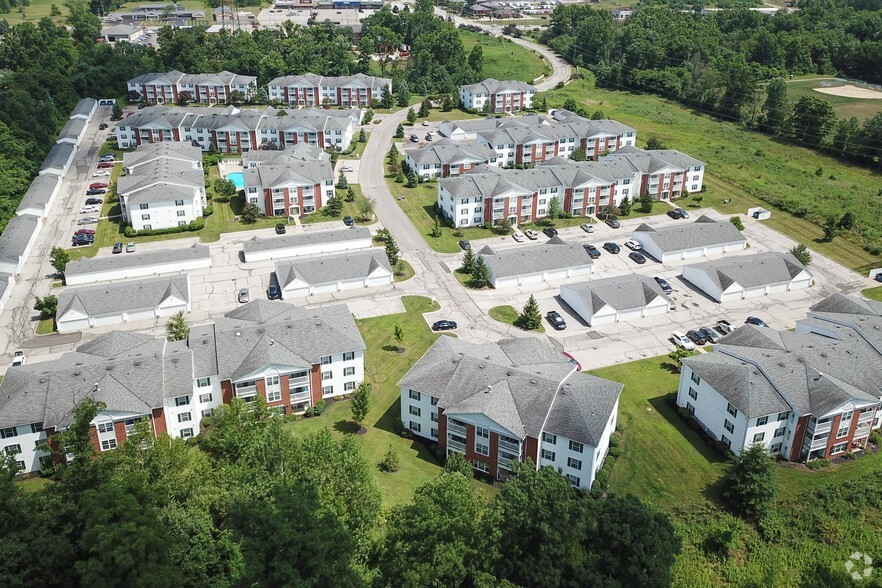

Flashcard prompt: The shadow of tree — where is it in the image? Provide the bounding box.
[660,361,680,374]
[333,420,359,435]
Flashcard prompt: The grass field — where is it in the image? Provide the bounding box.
[784,76,882,121]
[488,304,546,333]
[862,285,882,301]
[459,29,549,84]
[1,0,209,24]
[394,259,415,282]
[300,185,374,226]
[35,318,54,335]
[545,77,882,274]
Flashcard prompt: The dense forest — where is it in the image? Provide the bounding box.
[541,1,882,168]
[0,398,681,587]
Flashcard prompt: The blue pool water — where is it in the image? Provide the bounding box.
[227,172,245,189]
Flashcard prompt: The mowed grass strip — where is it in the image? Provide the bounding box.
[783,76,882,121]
[488,304,545,333]
[459,29,549,83]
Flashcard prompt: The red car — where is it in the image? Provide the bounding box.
[89,182,108,189]
[74,229,96,236]
[96,162,114,169]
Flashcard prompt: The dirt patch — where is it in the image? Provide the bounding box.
[814,84,882,99]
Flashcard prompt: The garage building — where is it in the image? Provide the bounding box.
[243,226,371,263]
[477,237,594,288]
[64,244,211,285]
[681,252,812,303]
[56,275,191,333]
[631,215,747,262]
[275,250,393,298]
[56,118,88,147]
[39,143,77,177]
[15,175,62,219]
[0,214,41,276]
[560,275,671,326]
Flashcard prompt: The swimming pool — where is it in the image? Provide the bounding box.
[227,172,245,189]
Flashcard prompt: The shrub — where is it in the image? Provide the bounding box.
[188,218,205,231]
[608,445,622,458]
[806,458,831,470]
[864,243,882,255]
[729,216,744,231]
[124,226,136,238]
[202,205,214,217]
[609,432,623,447]
[380,446,400,472]
[313,399,326,416]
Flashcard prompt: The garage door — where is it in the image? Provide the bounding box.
[703,245,725,257]
[617,308,644,322]
[339,278,365,292]
[518,273,544,286]
[742,286,767,299]
[284,286,309,298]
[312,282,338,295]
[58,317,91,332]
[128,308,156,321]
[157,304,186,318]
[719,290,742,303]
[766,283,788,294]
[589,312,616,326]
[542,269,569,282]
[789,278,811,291]
[367,275,391,287]
[93,313,124,327]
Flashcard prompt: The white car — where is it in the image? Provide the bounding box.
[12,351,24,367]
[512,232,525,242]
[79,206,98,214]
[625,239,642,250]
[580,223,594,233]
[422,121,429,126]
[671,331,695,351]
[340,166,353,172]
[92,171,111,177]
[524,229,539,240]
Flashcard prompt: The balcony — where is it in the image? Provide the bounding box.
[812,421,832,435]
[235,385,257,398]
[290,390,310,402]
[859,411,875,423]
[810,435,829,451]
[448,422,467,436]
[448,438,466,452]
[498,439,521,454]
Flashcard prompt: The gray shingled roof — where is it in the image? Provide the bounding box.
[809,293,882,316]
[276,249,391,286]
[71,98,97,119]
[65,244,210,278]
[57,275,189,319]
[58,118,87,142]
[461,78,536,95]
[478,238,593,280]
[242,160,331,189]
[117,158,204,204]
[123,143,202,170]
[40,143,77,172]
[632,215,746,254]
[242,144,329,167]
[560,275,670,314]
[405,139,497,167]
[268,73,390,90]
[399,337,621,445]
[243,226,370,254]
[0,214,39,265]
[16,175,61,214]
[682,353,789,419]
[605,145,703,173]
[683,252,810,291]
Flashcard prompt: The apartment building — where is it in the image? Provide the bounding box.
[459,78,537,113]
[676,294,882,462]
[118,149,206,231]
[437,145,705,227]
[438,110,637,166]
[242,160,334,216]
[116,106,360,153]
[404,139,499,180]
[267,73,392,107]
[0,300,365,474]
[399,337,622,489]
[127,70,257,105]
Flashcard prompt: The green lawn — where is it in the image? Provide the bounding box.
[422,107,486,123]
[393,260,415,282]
[459,29,550,84]
[339,133,370,160]
[16,477,52,493]
[783,76,882,121]
[0,0,67,24]
[453,268,490,290]
[286,296,480,505]
[300,185,376,226]
[545,77,882,274]
[862,285,882,301]
[488,305,545,333]
[35,318,54,335]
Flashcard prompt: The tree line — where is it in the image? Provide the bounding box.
[0,397,681,587]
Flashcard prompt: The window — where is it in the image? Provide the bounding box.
[431,412,438,422]
[473,461,489,473]
[197,377,210,388]
[566,474,580,487]
[721,435,731,449]
[475,442,489,456]
[409,406,421,417]
[476,426,489,440]
[143,225,151,231]
[842,410,853,422]
[30,422,43,434]
[409,390,421,401]
[176,210,186,217]
[774,427,785,438]
[543,432,557,444]
[567,457,582,470]
[753,432,765,443]
[139,203,149,210]
[178,412,192,423]
[757,416,768,426]
[431,427,438,438]
[410,421,421,433]
[343,367,355,376]
[430,397,438,406]
[830,442,847,455]
[771,443,782,452]
[201,408,214,418]
[15,460,24,471]
[101,439,117,451]
[199,393,212,404]
[688,388,698,400]
[569,440,584,453]
[141,214,150,220]
[321,356,332,365]
[344,382,356,391]
[175,395,190,407]
[837,425,850,438]
[541,449,555,461]
[267,389,281,402]
[727,403,738,417]
[690,372,700,385]
[97,422,114,434]
[177,221,187,227]
[4,444,21,455]
[724,419,734,433]
[322,385,334,396]
[180,428,194,439]
[175,199,184,206]
[686,402,695,414]
[321,371,332,381]
[343,351,355,361]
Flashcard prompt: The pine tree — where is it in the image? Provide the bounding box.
[405,171,418,188]
[385,233,400,265]
[618,195,632,216]
[406,108,417,123]
[418,100,430,118]
[461,248,476,274]
[722,444,777,521]
[358,128,367,142]
[394,123,404,138]
[387,144,399,165]
[470,256,490,288]
[516,295,542,330]
[165,311,190,341]
[639,190,654,213]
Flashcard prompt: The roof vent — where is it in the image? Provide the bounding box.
[778,362,785,367]
[814,372,823,381]
[38,377,48,384]
[235,331,241,337]
[507,371,512,377]
[820,353,827,358]
[485,385,492,394]
[846,349,853,355]
[74,371,81,376]
[479,364,485,370]
[134,361,141,367]
[270,339,275,346]
[531,379,537,385]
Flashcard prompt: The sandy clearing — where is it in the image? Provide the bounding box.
[814,84,882,99]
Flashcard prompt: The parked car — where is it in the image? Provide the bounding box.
[422,121,429,126]
[432,320,458,331]
[71,234,93,246]
[653,276,673,294]
[628,251,647,264]
[99,123,108,130]
[546,310,567,330]
[137,103,147,109]
[74,228,95,236]
[512,232,524,242]
[86,188,106,195]
[79,206,98,214]
[343,216,354,226]
[543,227,558,238]
[112,242,123,254]
[667,208,689,219]
[603,242,620,254]
[92,171,110,177]
[580,223,594,233]
[458,240,471,251]
[77,217,98,225]
[89,182,108,189]
[275,223,287,234]
[410,134,420,142]
[267,284,281,300]
[524,229,539,240]
[875,272,882,282]
[745,316,769,328]
[238,288,250,303]
[340,165,353,172]
[562,351,581,372]
[699,327,721,344]
[686,329,708,345]
[605,218,621,229]
[99,154,115,161]
[96,162,114,169]
[125,242,135,253]
[715,320,735,335]
[624,239,642,250]
[583,244,601,259]
[12,351,25,367]
[85,198,103,205]
[671,331,695,350]
[425,134,433,142]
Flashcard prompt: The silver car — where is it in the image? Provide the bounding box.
[238,288,250,303]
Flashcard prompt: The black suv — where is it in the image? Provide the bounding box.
[543,227,558,238]
[546,311,567,330]
[583,244,601,259]
[667,208,688,219]
[687,329,708,345]
[603,242,620,254]
[275,223,287,234]
[86,188,106,195]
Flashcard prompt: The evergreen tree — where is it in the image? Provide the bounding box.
[406,108,417,123]
[461,248,476,274]
[516,295,542,330]
[441,94,455,112]
[358,128,366,142]
[470,256,490,288]
[418,100,430,118]
[639,190,654,213]
[396,81,411,107]
[405,171,418,188]
[385,233,400,265]
[350,382,371,430]
[730,216,745,231]
[381,86,395,109]
[788,243,812,265]
[394,123,404,138]
[165,311,190,341]
[336,170,348,190]
[387,144,399,165]
[721,443,777,521]
[618,195,632,216]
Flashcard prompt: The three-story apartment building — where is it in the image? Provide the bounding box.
[242,160,334,216]
[127,70,257,105]
[459,78,537,113]
[267,73,391,107]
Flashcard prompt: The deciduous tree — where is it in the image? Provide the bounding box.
[789,243,812,265]
[50,246,70,276]
[721,443,777,521]
[350,381,370,430]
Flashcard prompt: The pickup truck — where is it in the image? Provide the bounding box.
[715,320,734,335]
